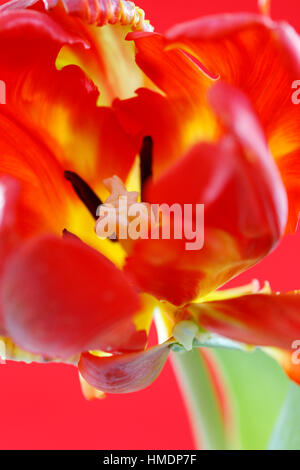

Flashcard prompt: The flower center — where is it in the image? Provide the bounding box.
[95,175,152,244]
[64,136,153,245]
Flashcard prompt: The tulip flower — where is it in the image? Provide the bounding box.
[0,0,300,449]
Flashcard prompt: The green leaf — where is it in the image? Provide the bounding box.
[172,349,227,450]
[214,348,289,449]
[268,382,300,450]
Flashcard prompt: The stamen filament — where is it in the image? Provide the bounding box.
[140,136,153,201]
[64,170,103,220]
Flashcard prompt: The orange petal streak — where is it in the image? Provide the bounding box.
[166,13,300,231]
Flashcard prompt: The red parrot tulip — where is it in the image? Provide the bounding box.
[0,0,300,399]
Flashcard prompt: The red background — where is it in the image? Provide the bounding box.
[0,0,300,450]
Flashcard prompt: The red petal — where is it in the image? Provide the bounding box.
[277,150,300,233]
[166,13,300,231]
[0,7,138,181]
[125,84,287,305]
[0,175,56,333]
[191,292,300,350]
[118,31,215,177]
[78,341,171,393]
[0,176,23,262]
[268,349,300,385]
[31,0,152,105]
[1,236,141,358]
[0,6,140,238]
[0,177,21,333]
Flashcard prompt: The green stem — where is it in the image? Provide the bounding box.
[171,348,227,450]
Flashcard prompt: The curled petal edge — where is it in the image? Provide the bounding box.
[78,340,173,393]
